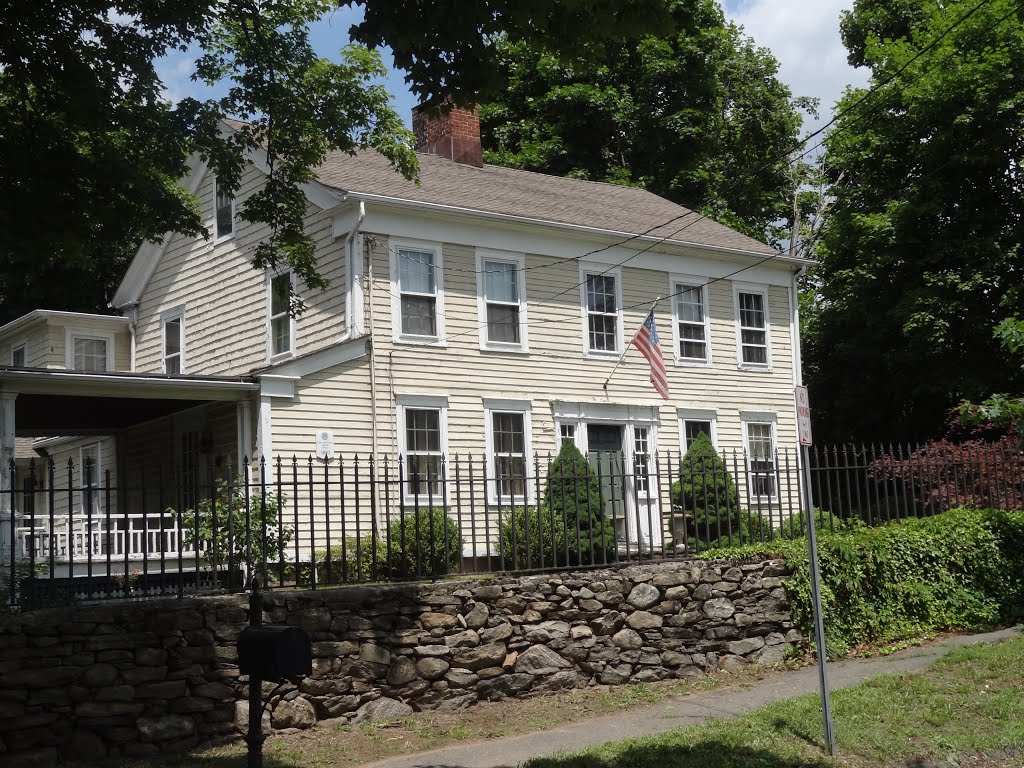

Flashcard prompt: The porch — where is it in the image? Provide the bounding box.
[0,366,259,587]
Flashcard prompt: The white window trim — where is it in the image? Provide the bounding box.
[213,176,236,243]
[483,398,534,505]
[579,263,624,359]
[79,442,103,514]
[390,237,446,346]
[161,307,186,375]
[65,328,115,372]
[741,412,778,502]
[475,248,528,352]
[395,394,450,503]
[677,407,719,453]
[9,338,27,367]
[669,273,712,367]
[266,270,296,363]
[733,282,773,371]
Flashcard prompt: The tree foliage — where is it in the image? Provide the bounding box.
[804,0,1024,442]
[0,0,670,323]
[478,0,813,242]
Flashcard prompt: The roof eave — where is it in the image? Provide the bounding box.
[339,190,812,268]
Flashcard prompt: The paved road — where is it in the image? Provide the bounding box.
[364,627,1021,768]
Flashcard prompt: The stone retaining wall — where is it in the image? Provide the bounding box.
[0,557,797,767]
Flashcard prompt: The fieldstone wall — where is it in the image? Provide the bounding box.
[0,557,796,767]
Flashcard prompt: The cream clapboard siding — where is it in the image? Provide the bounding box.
[0,319,49,368]
[266,234,800,550]
[269,236,799,464]
[0,318,121,370]
[33,437,119,523]
[133,163,348,376]
[362,237,797,457]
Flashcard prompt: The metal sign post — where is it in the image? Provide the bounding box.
[247,578,265,768]
[796,385,836,755]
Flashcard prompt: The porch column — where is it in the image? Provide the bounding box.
[0,391,17,566]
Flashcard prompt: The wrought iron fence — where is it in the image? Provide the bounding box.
[2,441,1022,609]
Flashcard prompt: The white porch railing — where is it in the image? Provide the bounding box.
[14,512,204,563]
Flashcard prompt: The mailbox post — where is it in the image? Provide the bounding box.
[238,579,312,768]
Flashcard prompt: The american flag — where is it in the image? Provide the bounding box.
[632,310,670,400]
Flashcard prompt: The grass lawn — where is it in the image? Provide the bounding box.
[111,662,779,768]
[526,636,1024,768]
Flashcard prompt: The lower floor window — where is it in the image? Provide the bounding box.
[633,427,651,494]
[491,411,527,500]
[403,407,443,498]
[744,421,776,498]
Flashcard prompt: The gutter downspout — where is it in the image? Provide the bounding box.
[125,303,139,372]
[367,237,379,467]
[339,200,366,342]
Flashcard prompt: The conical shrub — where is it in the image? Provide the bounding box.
[543,439,616,564]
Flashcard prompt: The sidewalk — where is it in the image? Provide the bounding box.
[364,627,1021,768]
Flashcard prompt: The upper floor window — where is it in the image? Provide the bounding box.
[582,268,622,356]
[477,250,527,350]
[734,285,771,368]
[215,177,234,240]
[10,342,26,367]
[269,271,294,359]
[672,280,710,364]
[67,330,113,372]
[391,239,445,344]
[162,311,184,374]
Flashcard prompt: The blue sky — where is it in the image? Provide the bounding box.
[157,0,869,136]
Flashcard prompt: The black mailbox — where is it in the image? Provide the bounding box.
[237,625,312,683]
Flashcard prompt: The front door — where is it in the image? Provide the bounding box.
[586,425,626,544]
[585,423,661,550]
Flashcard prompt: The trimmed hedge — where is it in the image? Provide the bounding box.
[702,507,1024,656]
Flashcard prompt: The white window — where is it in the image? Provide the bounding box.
[484,399,532,503]
[10,342,26,367]
[476,249,527,350]
[671,277,711,364]
[268,271,294,359]
[397,395,449,500]
[581,266,622,356]
[391,239,445,344]
[678,408,718,453]
[734,285,771,368]
[633,426,651,495]
[66,329,114,372]
[79,442,102,514]
[162,310,185,374]
[214,177,234,240]
[558,422,577,444]
[743,415,777,500]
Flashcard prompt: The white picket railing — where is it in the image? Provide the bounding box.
[14,512,203,562]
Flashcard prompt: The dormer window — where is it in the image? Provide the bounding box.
[69,335,111,372]
[215,178,234,240]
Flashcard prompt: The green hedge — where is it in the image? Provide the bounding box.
[702,507,1024,656]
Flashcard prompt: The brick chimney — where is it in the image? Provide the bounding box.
[411,104,483,168]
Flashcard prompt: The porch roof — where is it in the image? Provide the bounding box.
[0,367,258,436]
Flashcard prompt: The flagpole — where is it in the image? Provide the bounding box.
[602,298,660,395]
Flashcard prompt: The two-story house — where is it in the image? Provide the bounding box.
[0,106,810,582]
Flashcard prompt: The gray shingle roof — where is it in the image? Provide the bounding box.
[314,150,777,256]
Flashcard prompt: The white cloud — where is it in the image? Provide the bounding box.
[723,0,870,135]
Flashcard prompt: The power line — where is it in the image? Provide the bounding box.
[390,0,1007,293]
[374,0,1012,347]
